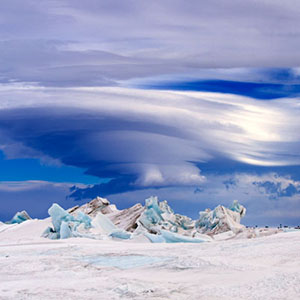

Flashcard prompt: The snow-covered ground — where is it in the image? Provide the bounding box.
[1,219,300,299]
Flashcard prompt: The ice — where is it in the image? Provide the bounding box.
[44,203,132,240]
[144,232,166,243]
[107,203,144,232]
[144,230,208,243]
[69,196,118,217]
[43,203,92,239]
[135,196,213,243]
[91,212,132,239]
[137,196,194,235]
[76,211,92,229]
[196,200,246,235]
[229,199,246,218]
[161,230,208,243]
[80,255,171,269]
[8,210,31,224]
[41,196,249,242]
[60,221,72,239]
[109,230,131,240]
[91,212,118,235]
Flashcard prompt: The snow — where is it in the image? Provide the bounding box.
[1,197,299,298]
[0,218,300,299]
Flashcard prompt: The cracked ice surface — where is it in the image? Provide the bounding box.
[0,218,300,300]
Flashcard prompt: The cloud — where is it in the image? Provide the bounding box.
[1,1,300,86]
[0,180,87,221]
[101,171,300,226]
[0,87,300,200]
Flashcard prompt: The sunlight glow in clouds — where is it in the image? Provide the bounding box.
[0,86,299,190]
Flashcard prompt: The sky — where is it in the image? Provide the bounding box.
[0,0,300,226]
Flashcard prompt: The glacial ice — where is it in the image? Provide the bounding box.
[8,210,31,224]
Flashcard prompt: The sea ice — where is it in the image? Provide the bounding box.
[137,196,194,235]
[80,255,171,269]
[42,196,249,242]
[7,210,31,224]
[91,212,118,235]
[43,203,92,239]
[196,200,246,234]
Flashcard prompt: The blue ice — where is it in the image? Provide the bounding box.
[80,255,171,269]
[8,210,31,224]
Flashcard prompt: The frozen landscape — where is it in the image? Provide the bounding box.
[1,197,300,300]
[1,1,300,299]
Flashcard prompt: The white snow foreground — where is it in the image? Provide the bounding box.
[0,220,300,300]
[39,196,281,243]
[1,197,300,299]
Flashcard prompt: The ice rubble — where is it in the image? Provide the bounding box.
[43,203,131,240]
[41,196,253,242]
[69,196,144,232]
[196,200,246,235]
[7,210,31,224]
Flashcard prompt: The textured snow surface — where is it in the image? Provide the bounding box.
[0,220,300,300]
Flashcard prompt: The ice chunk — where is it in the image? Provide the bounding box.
[109,229,131,240]
[161,230,207,243]
[8,210,31,224]
[229,200,246,218]
[48,203,74,232]
[91,212,118,235]
[144,232,166,243]
[76,211,92,229]
[107,203,144,232]
[44,203,92,239]
[42,227,59,239]
[60,221,72,239]
[196,200,246,235]
[144,230,209,243]
[137,196,195,236]
[69,196,117,217]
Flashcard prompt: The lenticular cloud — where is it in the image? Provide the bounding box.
[0,86,300,192]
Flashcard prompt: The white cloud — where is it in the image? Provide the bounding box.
[1,1,300,86]
[0,87,299,188]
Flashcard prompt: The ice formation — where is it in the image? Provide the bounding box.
[43,203,92,239]
[7,210,31,224]
[196,200,246,235]
[137,196,194,235]
[69,196,117,217]
[44,202,132,240]
[70,196,144,232]
[40,196,251,242]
